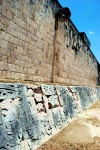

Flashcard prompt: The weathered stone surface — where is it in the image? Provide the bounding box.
[0,1,99,150]
[41,84,56,95]
[27,89,34,97]
[0,83,100,150]
[34,93,43,103]
[0,0,99,86]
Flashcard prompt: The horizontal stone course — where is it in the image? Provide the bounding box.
[0,0,99,85]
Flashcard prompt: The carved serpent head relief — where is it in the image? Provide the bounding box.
[55,7,71,29]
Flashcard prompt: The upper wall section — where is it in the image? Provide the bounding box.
[0,0,99,86]
[53,19,99,86]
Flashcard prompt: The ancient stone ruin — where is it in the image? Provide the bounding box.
[0,0,100,150]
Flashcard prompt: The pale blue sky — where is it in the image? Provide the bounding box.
[58,0,100,63]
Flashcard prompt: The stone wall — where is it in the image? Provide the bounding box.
[0,0,59,83]
[53,21,98,85]
[0,0,99,86]
[0,1,100,149]
[0,82,100,150]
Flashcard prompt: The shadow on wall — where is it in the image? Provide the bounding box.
[0,83,99,150]
[97,73,100,85]
[97,62,100,85]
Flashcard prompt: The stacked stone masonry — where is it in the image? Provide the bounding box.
[0,0,99,86]
[0,82,100,150]
[0,1,100,150]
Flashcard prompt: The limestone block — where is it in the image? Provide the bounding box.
[56,86,68,106]
[27,89,34,97]
[7,42,15,51]
[0,89,6,99]
[28,124,40,140]
[13,98,20,106]
[26,97,37,115]
[36,103,44,113]
[0,135,6,149]
[20,140,30,150]
[48,95,59,108]
[58,107,66,123]
[56,86,68,95]
[0,79,5,87]
[6,83,17,90]
[76,87,89,109]
[43,95,49,112]
[21,130,29,140]
[60,92,74,118]
[41,84,56,95]
[19,100,34,130]
[5,122,13,133]
[6,89,18,99]
[51,107,65,128]
[5,119,22,137]
[0,40,7,49]
[0,124,9,149]
[1,109,16,123]
[10,145,21,150]
[40,117,52,137]
[34,93,42,103]
[67,87,82,111]
[0,98,13,109]
[17,84,27,97]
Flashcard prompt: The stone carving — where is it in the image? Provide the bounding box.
[27,89,34,97]
[48,95,59,108]
[55,7,71,29]
[41,84,56,95]
[80,32,90,48]
[0,83,99,150]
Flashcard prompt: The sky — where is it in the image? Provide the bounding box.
[58,0,100,63]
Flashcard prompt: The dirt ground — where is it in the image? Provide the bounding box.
[37,100,100,150]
